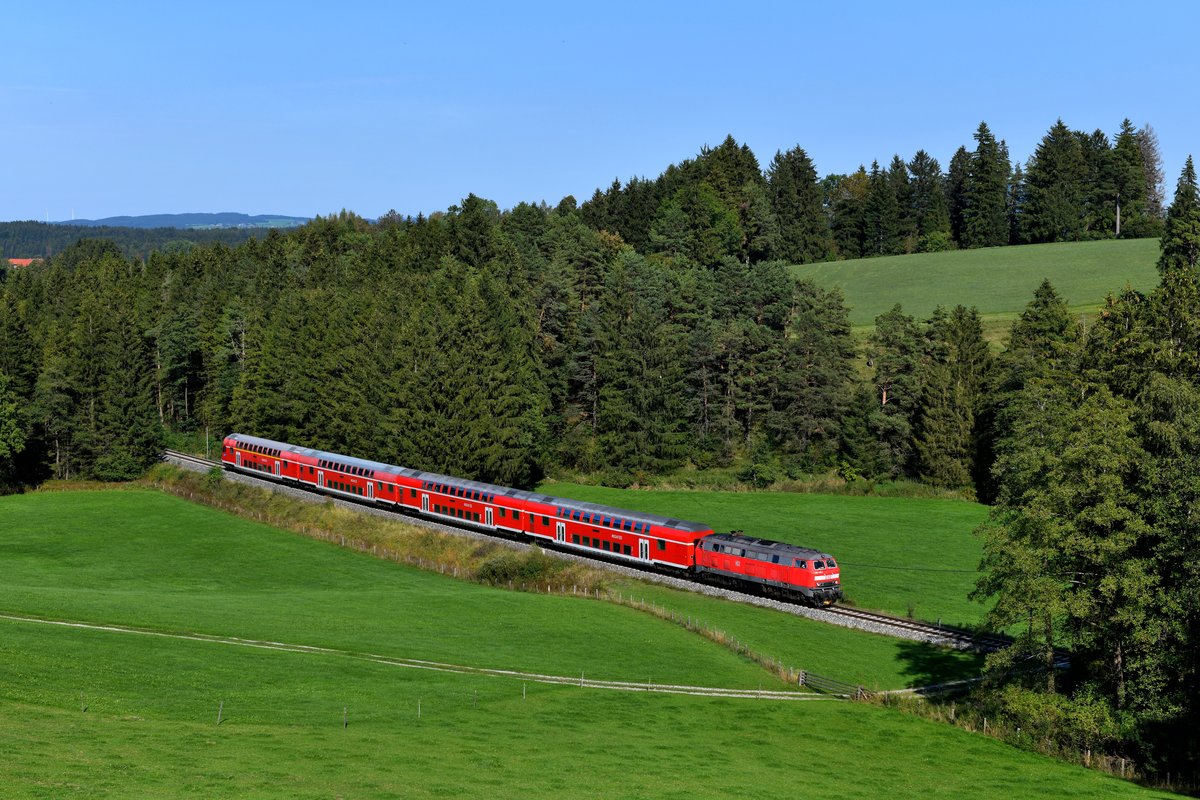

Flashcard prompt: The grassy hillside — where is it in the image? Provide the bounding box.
[541,483,989,628]
[0,488,1176,798]
[796,238,1160,329]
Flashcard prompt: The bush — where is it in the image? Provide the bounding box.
[204,466,224,491]
[476,548,560,585]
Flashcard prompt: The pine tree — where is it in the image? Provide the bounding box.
[593,251,688,474]
[1021,119,1086,243]
[830,167,869,259]
[766,146,831,264]
[887,154,915,251]
[963,122,1011,248]
[1147,157,1200,374]
[1080,128,1116,237]
[867,305,924,477]
[946,146,971,247]
[863,161,901,256]
[908,150,952,251]
[0,372,26,484]
[767,279,855,468]
[1007,162,1027,244]
[1137,123,1166,225]
[1112,119,1150,237]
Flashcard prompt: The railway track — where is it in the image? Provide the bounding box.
[820,605,1012,653]
[161,449,1024,654]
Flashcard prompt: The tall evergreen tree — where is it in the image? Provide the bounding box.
[767,280,855,467]
[863,161,902,256]
[908,150,952,251]
[963,122,1011,248]
[866,305,924,477]
[1137,123,1166,225]
[830,167,869,259]
[1022,119,1086,243]
[1112,119,1151,237]
[1007,162,1027,244]
[887,154,915,251]
[1079,128,1116,237]
[766,146,831,264]
[946,146,972,247]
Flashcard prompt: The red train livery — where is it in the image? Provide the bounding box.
[220,432,843,605]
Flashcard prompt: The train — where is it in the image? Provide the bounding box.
[220,432,843,606]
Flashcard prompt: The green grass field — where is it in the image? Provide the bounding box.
[0,488,1179,797]
[796,238,1160,329]
[540,483,990,627]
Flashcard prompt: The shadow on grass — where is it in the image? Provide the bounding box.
[894,639,985,689]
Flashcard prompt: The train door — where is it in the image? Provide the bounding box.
[556,521,566,543]
[420,494,429,514]
[274,460,281,477]
[367,482,375,500]
[235,450,242,467]
[317,470,324,488]
[486,508,494,527]
[639,539,650,561]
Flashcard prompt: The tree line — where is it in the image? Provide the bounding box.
[956,159,1200,782]
[582,119,1164,265]
[0,220,263,262]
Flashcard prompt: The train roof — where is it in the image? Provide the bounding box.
[225,433,711,533]
[702,531,832,559]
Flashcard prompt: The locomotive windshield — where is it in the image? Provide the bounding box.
[813,560,825,569]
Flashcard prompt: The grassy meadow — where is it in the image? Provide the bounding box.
[0,487,1179,798]
[541,482,989,627]
[797,238,1160,333]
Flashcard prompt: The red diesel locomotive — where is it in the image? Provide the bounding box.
[220,432,843,606]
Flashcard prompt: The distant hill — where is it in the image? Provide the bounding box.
[796,239,1162,330]
[57,212,310,230]
[0,220,266,261]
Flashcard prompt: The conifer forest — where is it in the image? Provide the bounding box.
[1,118,1198,781]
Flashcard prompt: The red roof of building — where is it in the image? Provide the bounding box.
[6,259,36,267]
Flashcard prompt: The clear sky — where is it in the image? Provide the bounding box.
[3,1,1196,221]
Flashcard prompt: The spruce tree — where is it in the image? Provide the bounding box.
[766,146,831,264]
[887,155,915,251]
[863,161,901,256]
[867,305,924,477]
[830,167,869,259]
[1112,119,1150,237]
[908,150,952,251]
[1022,119,1086,242]
[767,280,855,468]
[946,146,971,247]
[963,122,1011,248]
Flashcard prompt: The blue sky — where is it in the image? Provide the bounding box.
[3,1,1196,221]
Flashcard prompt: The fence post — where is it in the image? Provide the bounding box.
[798,670,807,687]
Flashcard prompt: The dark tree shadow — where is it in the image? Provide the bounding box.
[894,639,986,690]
